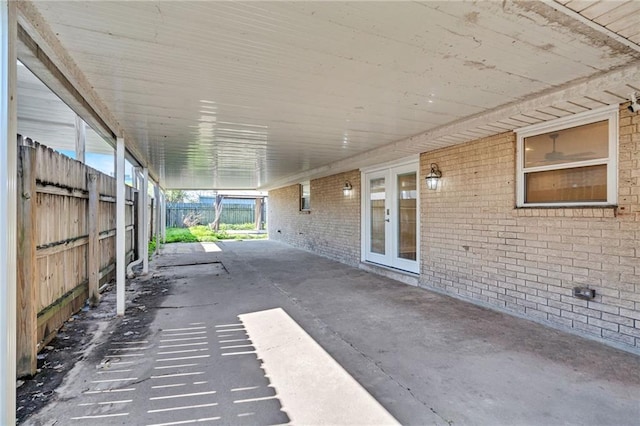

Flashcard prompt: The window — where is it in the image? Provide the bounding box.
[516,105,618,207]
[300,182,310,211]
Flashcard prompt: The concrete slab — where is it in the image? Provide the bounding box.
[25,241,640,426]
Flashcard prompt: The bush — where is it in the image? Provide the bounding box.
[219,223,256,231]
[148,238,156,256]
[165,228,199,243]
[165,226,266,243]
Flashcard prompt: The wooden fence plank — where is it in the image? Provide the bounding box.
[36,183,88,199]
[36,236,88,257]
[166,201,258,228]
[15,141,138,372]
[17,145,37,377]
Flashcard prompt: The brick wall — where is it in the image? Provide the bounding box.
[268,170,361,266]
[420,105,640,350]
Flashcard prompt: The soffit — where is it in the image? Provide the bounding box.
[23,1,640,189]
[559,0,640,44]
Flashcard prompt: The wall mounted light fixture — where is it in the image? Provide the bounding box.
[342,181,353,195]
[425,163,442,190]
[628,92,639,113]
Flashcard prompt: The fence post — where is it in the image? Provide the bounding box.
[87,173,100,307]
[16,144,37,377]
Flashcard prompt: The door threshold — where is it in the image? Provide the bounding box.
[359,262,419,287]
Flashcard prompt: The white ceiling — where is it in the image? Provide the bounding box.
[17,1,640,189]
[17,62,113,156]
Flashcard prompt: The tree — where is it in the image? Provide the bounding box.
[209,194,224,231]
[165,190,187,204]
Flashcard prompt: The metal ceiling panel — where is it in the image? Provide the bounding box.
[20,1,640,189]
[17,62,114,155]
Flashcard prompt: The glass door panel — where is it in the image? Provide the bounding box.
[397,172,417,261]
[370,177,386,255]
[363,162,419,274]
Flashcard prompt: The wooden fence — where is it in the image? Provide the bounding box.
[17,138,136,377]
[166,200,265,228]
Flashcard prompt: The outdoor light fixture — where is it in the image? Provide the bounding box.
[628,92,640,113]
[425,163,442,190]
[342,181,353,195]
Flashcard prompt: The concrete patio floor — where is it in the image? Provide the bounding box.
[25,240,640,425]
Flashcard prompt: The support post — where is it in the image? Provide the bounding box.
[0,0,17,421]
[149,197,154,245]
[74,115,85,163]
[135,169,144,262]
[116,137,125,316]
[255,197,263,230]
[160,191,166,243]
[142,168,149,274]
[16,145,36,377]
[87,173,99,306]
[154,184,160,255]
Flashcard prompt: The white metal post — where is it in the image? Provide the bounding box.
[116,137,125,316]
[142,168,149,274]
[74,115,85,163]
[0,0,17,422]
[135,168,144,265]
[154,184,160,255]
[161,190,166,243]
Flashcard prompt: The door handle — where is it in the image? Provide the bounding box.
[385,218,390,222]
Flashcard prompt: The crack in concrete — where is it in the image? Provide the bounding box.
[157,260,226,270]
[148,302,220,309]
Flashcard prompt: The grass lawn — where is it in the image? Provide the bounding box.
[165,225,267,243]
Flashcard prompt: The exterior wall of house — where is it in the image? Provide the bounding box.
[268,104,639,351]
[420,105,640,350]
[268,170,361,266]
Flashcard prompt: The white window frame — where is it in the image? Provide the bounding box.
[516,105,618,207]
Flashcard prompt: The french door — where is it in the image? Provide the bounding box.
[362,161,419,273]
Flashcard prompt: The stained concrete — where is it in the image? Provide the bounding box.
[25,240,640,425]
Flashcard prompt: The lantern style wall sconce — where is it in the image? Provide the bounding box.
[629,92,640,113]
[425,163,442,190]
[342,181,353,195]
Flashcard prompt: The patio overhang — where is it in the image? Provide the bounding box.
[13,0,640,190]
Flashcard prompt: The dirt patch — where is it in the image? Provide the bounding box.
[16,270,173,424]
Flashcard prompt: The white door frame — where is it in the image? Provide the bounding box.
[362,169,389,266]
[361,156,420,274]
